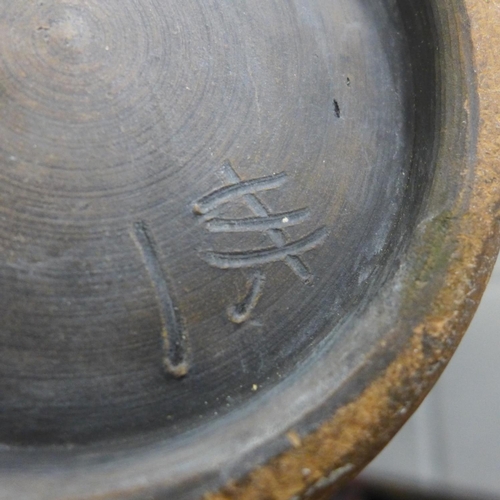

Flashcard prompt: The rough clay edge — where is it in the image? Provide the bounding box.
[205,2,500,499]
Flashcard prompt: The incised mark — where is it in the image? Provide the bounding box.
[192,172,287,215]
[193,161,327,323]
[132,221,188,378]
[228,271,266,324]
[203,227,327,269]
[206,208,311,233]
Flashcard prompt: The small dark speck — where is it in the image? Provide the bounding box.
[346,77,351,87]
[333,100,341,118]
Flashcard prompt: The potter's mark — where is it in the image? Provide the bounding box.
[228,271,266,324]
[192,172,287,215]
[193,161,327,323]
[132,221,188,378]
[203,227,327,269]
[206,207,310,233]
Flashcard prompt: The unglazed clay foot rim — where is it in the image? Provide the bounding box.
[206,3,500,498]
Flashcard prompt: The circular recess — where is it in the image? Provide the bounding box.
[0,1,498,499]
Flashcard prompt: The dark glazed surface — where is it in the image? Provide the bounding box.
[0,1,493,500]
[0,0,423,445]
